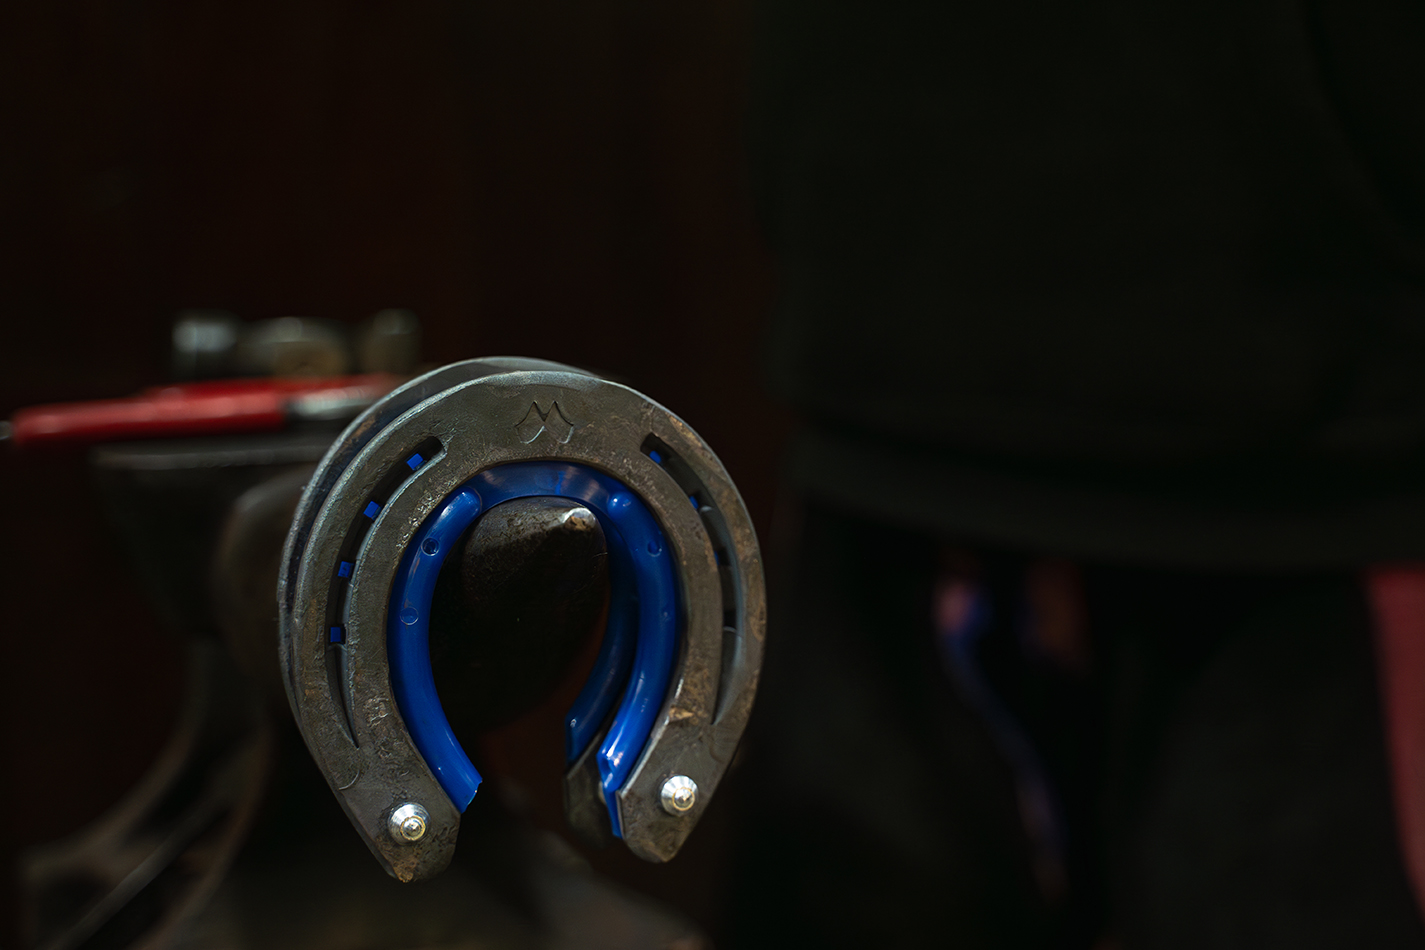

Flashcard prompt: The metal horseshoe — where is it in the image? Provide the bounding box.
[277,358,764,881]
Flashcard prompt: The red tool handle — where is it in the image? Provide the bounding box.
[8,374,398,449]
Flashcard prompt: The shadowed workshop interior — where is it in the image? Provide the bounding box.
[5,1,1425,948]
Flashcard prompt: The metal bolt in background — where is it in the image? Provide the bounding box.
[389,803,429,842]
[660,775,697,815]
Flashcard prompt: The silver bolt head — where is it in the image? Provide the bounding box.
[389,802,429,842]
[660,775,698,815]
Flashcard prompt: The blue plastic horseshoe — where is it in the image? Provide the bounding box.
[386,461,678,836]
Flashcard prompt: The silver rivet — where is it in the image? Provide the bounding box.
[660,775,697,815]
[389,802,429,842]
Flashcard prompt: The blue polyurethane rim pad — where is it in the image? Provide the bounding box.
[386,461,678,836]
[566,537,638,762]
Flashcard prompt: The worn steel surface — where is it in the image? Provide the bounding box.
[279,359,764,881]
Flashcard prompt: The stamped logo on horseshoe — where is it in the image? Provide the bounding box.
[514,401,576,444]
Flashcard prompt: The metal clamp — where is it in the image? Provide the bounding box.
[277,358,764,881]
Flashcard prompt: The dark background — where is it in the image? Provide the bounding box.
[0,1,788,940]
